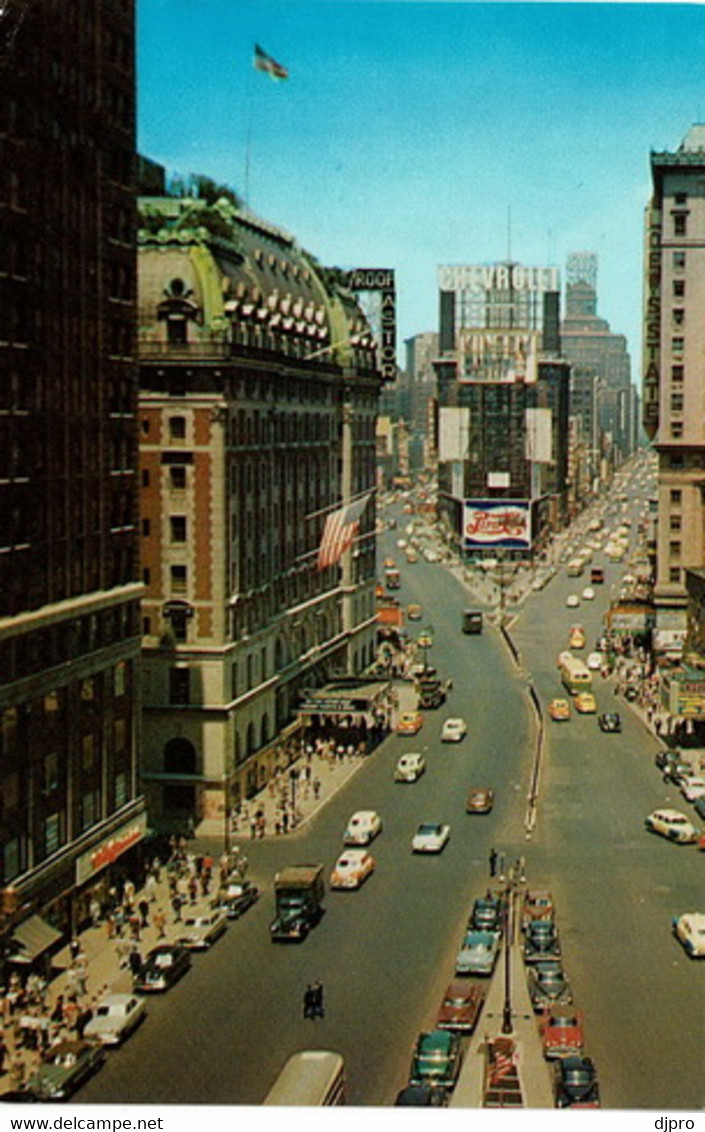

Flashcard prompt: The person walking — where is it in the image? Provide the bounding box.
[138,898,150,929]
[153,908,167,939]
[489,847,498,878]
[171,893,183,923]
[312,981,325,1019]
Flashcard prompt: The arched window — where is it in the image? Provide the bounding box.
[163,737,197,775]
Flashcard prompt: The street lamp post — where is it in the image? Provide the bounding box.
[223,773,231,857]
[501,868,516,1035]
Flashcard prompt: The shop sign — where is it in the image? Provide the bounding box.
[75,813,147,886]
[463,500,531,549]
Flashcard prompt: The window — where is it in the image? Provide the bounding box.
[143,567,151,585]
[169,466,187,490]
[672,365,684,383]
[670,454,684,468]
[114,719,126,751]
[170,609,188,641]
[2,837,21,883]
[44,752,59,793]
[80,679,95,701]
[673,309,685,326]
[115,771,127,808]
[169,416,186,440]
[673,213,688,236]
[81,790,100,831]
[170,516,187,542]
[670,541,681,558]
[672,337,684,354]
[142,518,151,536]
[675,192,688,205]
[141,419,150,435]
[673,280,686,298]
[170,565,187,594]
[671,489,682,505]
[82,734,95,770]
[169,667,190,704]
[167,317,187,345]
[670,566,681,583]
[44,812,63,856]
[671,393,684,412]
[673,251,686,270]
[142,469,150,487]
[143,616,151,635]
[670,515,682,531]
[672,422,683,438]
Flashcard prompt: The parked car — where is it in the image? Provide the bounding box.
[177,909,228,950]
[330,848,375,889]
[469,895,503,933]
[412,822,450,854]
[645,809,699,844]
[672,912,705,958]
[394,1085,446,1107]
[397,711,423,735]
[435,981,485,1034]
[655,748,682,772]
[548,699,570,721]
[83,993,146,1046]
[133,944,192,992]
[522,890,554,926]
[539,1011,585,1059]
[394,753,426,782]
[441,717,467,742]
[527,961,573,1013]
[455,929,501,976]
[598,712,621,732]
[409,1030,462,1092]
[466,787,494,813]
[553,1055,600,1108]
[216,879,259,919]
[25,1040,105,1101]
[680,776,705,802]
[523,920,561,962]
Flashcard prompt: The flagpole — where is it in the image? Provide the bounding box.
[243,81,254,205]
[304,487,376,524]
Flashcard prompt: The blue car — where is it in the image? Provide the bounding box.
[455,929,500,976]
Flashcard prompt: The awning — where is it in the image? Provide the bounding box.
[10,914,62,963]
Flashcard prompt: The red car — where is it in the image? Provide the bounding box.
[435,981,485,1034]
[539,1010,585,1059]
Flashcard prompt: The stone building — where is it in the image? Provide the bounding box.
[136,169,382,827]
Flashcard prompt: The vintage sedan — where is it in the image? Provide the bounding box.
[441,717,467,742]
[330,848,375,890]
[645,809,698,844]
[524,920,561,963]
[177,910,228,950]
[216,879,260,919]
[409,1030,462,1092]
[527,961,573,1013]
[25,1040,105,1101]
[548,699,570,722]
[435,981,485,1034]
[397,711,423,735]
[83,993,146,1046]
[412,822,450,854]
[539,1011,585,1059]
[672,912,705,958]
[574,693,597,714]
[466,787,494,813]
[133,944,192,992]
[522,889,554,926]
[469,895,503,933]
[394,753,426,783]
[598,712,621,732]
[554,1056,600,1108]
[455,929,501,976]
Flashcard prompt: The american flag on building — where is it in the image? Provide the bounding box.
[317,494,371,571]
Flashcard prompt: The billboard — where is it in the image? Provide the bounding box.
[343,268,396,382]
[438,264,559,293]
[439,406,470,461]
[463,500,531,549]
[457,329,538,384]
[525,407,553,463]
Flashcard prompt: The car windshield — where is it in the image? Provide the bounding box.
[565,1068,592,1086]
[418,824,440,835]
[445,995,469,1008]
[153,953,174,967]
[549,1015,577,1027]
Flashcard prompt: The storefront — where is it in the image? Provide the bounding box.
[297,679,393,751]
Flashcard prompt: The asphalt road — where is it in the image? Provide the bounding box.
[79,518,536,1106]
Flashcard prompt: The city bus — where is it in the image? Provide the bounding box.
[263,1050,345,1106]
[559,655,593,696]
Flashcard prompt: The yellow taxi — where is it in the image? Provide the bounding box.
[397,711,423,735]
[548,698,571,721]
[569,626,586,649]
[407,603,422,620]
[574,692,597,714]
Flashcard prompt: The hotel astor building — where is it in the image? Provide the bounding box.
[136,167,383,827]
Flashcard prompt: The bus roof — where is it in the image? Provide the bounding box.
[263,1050,344,1106]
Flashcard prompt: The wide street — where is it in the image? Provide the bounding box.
[79,465,705,1109]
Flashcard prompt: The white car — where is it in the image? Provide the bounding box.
[394,753,426,783]
[587,652,603,672]
[344,809,383,845]
[645,809,699,844]
[566,594,580,608]
[680,776,705,802]
[83,993,146,1046]
[177,909,228,950]
[441,717,467,742]
[581,587,595,601]
[673,913,705,958]
[412,822,450,853]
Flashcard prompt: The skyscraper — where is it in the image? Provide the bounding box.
[0,1,144,951]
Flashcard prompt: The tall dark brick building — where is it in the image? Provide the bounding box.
[0,1,145,955]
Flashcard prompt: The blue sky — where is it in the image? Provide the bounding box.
[138,2,705,375]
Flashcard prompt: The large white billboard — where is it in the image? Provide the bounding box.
[439,406,470,460]
[525,407,553,463]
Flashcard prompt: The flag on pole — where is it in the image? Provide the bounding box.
[253,43,289,81]
[317,494,371,571]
